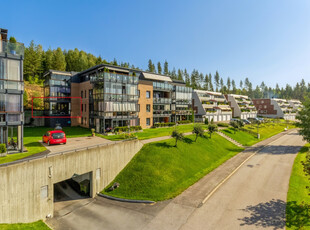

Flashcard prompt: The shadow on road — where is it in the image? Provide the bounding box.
[238,199,310,230]
[256,145,303,155]
[238,199,286,229]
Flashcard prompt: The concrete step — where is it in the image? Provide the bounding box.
[216,131,244,148]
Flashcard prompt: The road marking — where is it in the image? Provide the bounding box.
[200,130,293,205]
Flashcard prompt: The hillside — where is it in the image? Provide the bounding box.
[24,81,44,110]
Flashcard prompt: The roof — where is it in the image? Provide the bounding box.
[141,72,172,82]
[44,70,75,77]
[194,89,223,96]
[228,94,249,99]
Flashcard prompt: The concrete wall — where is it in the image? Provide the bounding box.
[0,139,143,223]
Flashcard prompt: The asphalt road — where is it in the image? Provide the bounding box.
[47,130,305,230]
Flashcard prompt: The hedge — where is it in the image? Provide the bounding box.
[217,122,229,127]
[153,122,176,128]
[177,120,191,124]
[0,144,6,153]
[114,125,142,133]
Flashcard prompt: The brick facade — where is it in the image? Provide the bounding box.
[138,80,153,129]
[252,99,277,115]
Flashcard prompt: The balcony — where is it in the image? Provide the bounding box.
[153,110,171,117]
[0,41,24,56]
[0,80,24,91]
[153,98,171,104]
[153,82,173,91]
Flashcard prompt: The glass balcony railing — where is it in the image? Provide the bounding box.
[153,82,173,91]
[1,41,25,56]
[153,98,171,104]
[0,80,24,91]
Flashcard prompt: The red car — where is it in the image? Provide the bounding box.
[42,130,67,145]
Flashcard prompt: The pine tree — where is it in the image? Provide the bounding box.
[204,74,209,90]
[171,67,177,79]
[184,69,190,86]
[157,62,162,74]
[164,60,169,75]
[240,80,243,89]
[177,69,183,81]
[147,59,155,72]
[214,71,220,92]
[227,77,231,93]
[23,40,43,81]
[52,47,66,71]
[209,73,214,91]
[232,80,236,94]
[220,77,224,93]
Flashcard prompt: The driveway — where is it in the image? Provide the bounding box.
[41,136,113,154]
[46,130,305,230]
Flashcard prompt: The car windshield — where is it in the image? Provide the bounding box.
[52,133,65,139]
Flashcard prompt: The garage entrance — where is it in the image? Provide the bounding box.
[53,172,93,217]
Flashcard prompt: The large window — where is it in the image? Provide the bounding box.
[0,94,5,111]
[146,104,151,112]
[146,118,150,126]
[146,91,150,99]
[7,59,20,81]
[6,94,21,112]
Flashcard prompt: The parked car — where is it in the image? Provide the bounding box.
[230,118,240,122]
[42,130,67,146]
[242,119,251,124]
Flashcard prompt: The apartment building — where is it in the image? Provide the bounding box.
[252,98,298,120]
[226,94,257,119]
[139,72,173,126]
[71,64,140,133]
[43,70,75,127]
[288,99,303,111]
[192,90,232,122]
[171,79,192,122]
[0,28,24,152]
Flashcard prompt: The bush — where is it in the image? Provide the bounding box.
[114,125,142,133]
[217,122,229,127]
[0,144,6,153]
[153,122,176,128]
[120,133,137,139]
[205,118,209,125]
[177,120,191,124]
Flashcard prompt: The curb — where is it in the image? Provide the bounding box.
[97,193,155,204]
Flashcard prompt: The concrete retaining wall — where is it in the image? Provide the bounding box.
[0,139,143,223]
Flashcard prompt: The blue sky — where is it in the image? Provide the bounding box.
[1,0,310,88]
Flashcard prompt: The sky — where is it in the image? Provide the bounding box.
[1,0,310,88]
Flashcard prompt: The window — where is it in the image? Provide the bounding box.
[146,118,150,126]
[85,104,87,112]
[146,104,151,112]
[81,117,83,124]
[137,104,140,112]
[81,91,83,98]
[85,90,86,98]
[7,59,20,81]
[138,90,140,98]
[81,104,83,112]
[146,91,150,99]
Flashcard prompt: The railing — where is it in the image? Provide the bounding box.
[153,82,173,91]
[91,72,139,84]
[1,41,25,56]
[0,139,138,168]
[153,110,171,117]
[0,80,24,91]
[153,98,171,104]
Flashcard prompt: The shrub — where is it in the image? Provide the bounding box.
[114,125,142,133]
[120,133,137,139]
[0,144,6,153]
[205,118,209,125]
[177,120,191,124]
[153,122,176,128]
[217,122,229,127]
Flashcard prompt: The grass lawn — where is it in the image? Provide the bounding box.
[101,133,244,201]
[286,144,310,230]
[0,220,50,230]
[221,123,295,146]
[0,126,93,164]
[101,123,207,141]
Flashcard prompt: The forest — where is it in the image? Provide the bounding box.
[22,39,310,101]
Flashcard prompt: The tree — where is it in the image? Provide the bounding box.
[192,124,204,142]
[296,99,310,142]
[147,59,156,73]
[191,69,199,89]
[171,130,184,147]
[209,73,214,91]
[177,69,183,81]
[23,91,28,109]
[225,77,230,93]
[23,40,43,82]
[204,74,209,90]
[164,60,169,75]
[220,78,224,93]
[171,67,177,79]
[42,48,54,73]
[208,124,217,138]
[52,47,66,71]
[232,79,236,94]
[157,62,162,74]
[230,121,239,134]
[184,69,190,86]
[240,80,243,89]
[214,71,220,92]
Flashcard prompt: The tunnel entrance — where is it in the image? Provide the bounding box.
[53,171,93,217]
